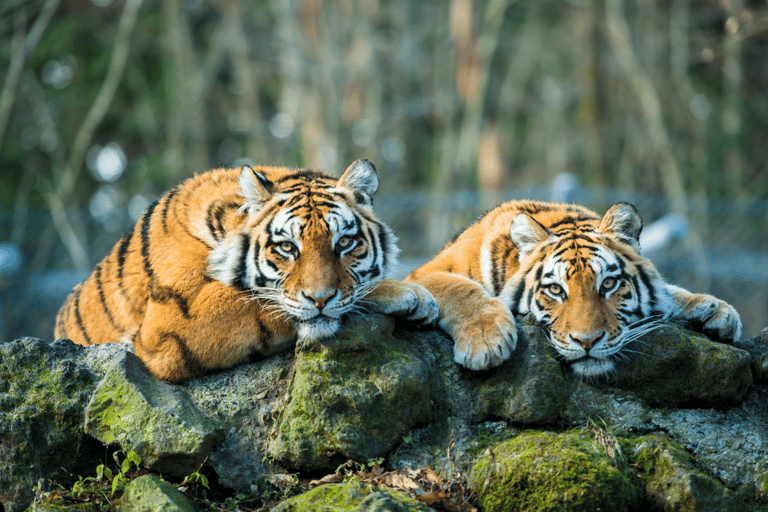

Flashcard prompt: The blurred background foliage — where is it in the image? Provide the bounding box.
[1,0,767,341]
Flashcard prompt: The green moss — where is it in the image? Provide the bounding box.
[471,430,641,512]
[269,319,432,470]
[272,482,431,511]
[622,433,749,512]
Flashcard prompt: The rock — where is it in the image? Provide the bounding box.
[648,385,768,496]
[0,338,97,512]
[271,482,431,511]
[623,434,749,511]
[563,375,768,497]
[84,351,222,478]
[470,430,642,511]
[185,350,293,492]
[606,324,752,408]
[268,315,432,470]
[116,475,195,512]
[472,324,567,425]
[734,328,768,382]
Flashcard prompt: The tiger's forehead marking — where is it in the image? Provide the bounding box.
[544,234,621,283]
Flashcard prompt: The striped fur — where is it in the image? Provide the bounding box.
[55,160,437,382]
[406,201,742,378]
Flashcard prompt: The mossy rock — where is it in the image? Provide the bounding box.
[734,328,768,383]
[622,433,749,512]
[0,338,96,512]
[470,430,642,511]
[84,351,223,478]
[607,325,752,409]
[272,481,431,511]
[268,315,432,471]
[473,325,567,425]
[116,474,195,512]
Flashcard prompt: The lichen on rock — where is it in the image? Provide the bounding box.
[0,338,96,512]
[271,481,431,512]
[84,351,223,478]
[268,314,432,470]
[622,433,749,512]
[470,430,642,512]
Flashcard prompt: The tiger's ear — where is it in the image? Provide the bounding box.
[239,166,274,211]
[338,159,379,203]
[599,202,643,249]
[510,213,550,259]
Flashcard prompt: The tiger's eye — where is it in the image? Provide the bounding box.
[601,278,616,292]
[337,236,353,248]
[547,284,563,295]
[280,242,296,253]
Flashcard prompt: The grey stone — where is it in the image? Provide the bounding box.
[0,338,96,512]
[268,314,432,470]
[472,324,568,425]
[84,351,222,478]
[116,475,195,512]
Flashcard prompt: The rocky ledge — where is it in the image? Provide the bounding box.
[1,316,766,511]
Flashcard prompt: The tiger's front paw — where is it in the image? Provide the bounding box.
[451,297,517,370]
[681,294,742,342]
[364,280,439,326]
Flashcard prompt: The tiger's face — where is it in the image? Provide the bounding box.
[209,160,397,341]
[504,203,664,378]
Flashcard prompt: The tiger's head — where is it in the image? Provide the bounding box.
[209,159,398,341]
[501,203,668,378]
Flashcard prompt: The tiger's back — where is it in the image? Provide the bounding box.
[54,167,296,376]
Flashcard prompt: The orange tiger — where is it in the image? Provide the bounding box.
[55,160,437,382]
[406,201,741,378]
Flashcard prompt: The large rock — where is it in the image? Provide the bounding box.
[472,324,567,425]
[84,351,223,478]
[185,350,294,492]
[0,338,97,512]
[623,434,749,512]
[607,325,752,408]
[268,315,433,470]
[470,430,642,511]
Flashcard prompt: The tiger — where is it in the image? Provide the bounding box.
[405,200,742,378]
[55,159,438,382]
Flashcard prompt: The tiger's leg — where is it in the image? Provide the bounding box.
[665,284,742,341]
[362,279,438,326]
[133,281,295,382]
[405,271,516,370]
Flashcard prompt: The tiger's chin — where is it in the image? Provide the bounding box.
[569,357,616,379]
[296,316,341,342]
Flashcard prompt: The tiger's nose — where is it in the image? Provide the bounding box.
[302,289,338,310]
[570,331,605,351]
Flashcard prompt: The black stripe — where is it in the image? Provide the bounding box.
[140,200,160,280]
[159,331,203,376]
[161,187,179,234]
[635,265,656,307]
[116,229,133,280]
[235,233,251,290]
[151,284,191,318]
[95,263,121,332]
[73,288,93,345]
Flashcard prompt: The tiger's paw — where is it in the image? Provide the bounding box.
[451,297,517,370]
[678,293,742,342]
[364,280,439,327]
